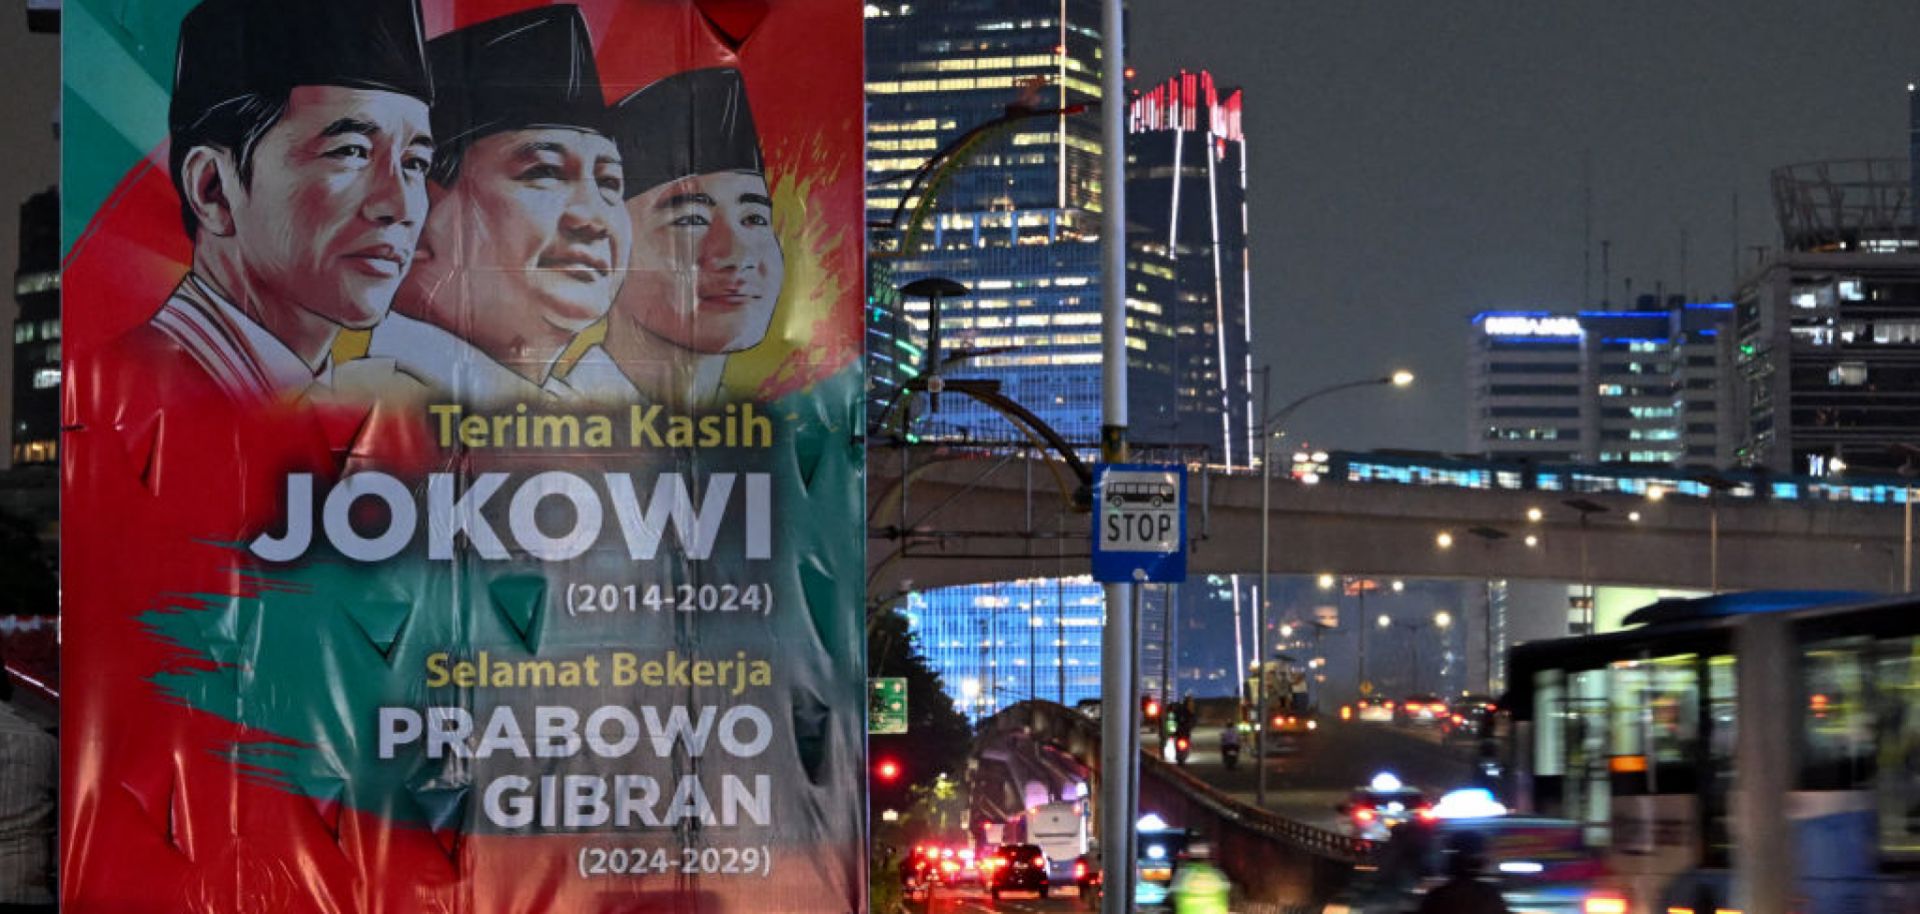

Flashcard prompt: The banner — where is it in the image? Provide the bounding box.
[60,2,866,911]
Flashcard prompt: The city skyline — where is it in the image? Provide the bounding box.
[1128,1,1920,456]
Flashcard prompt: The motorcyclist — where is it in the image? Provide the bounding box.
[1415,831,1512,914]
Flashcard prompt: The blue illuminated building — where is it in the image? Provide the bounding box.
[1468,299,1735,467]
[866,3,1256,714]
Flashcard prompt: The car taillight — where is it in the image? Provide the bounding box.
[1584,894,1628,914]
[1384,701,1395,711]
[1177,737,1189,750]
[1074,860,1087,880]
[1354,808,1375,823]
[1415,807,1437,823]
[941,861,959,874]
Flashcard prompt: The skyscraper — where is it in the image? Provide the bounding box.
[1126,70,1254,467]
[12,187,57,466]
[1736,159,1920,475]
[866,0,1176,445]
[866,3,1255,713]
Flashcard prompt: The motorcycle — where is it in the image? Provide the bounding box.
[1174,735,1191,765]
[1220,740,1240,770]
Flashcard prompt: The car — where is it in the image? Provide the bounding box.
[1135,826,1191,907]
[1397,693,1449,726]
[1339,773,1433,840]
[1442,696,1497,741]
[1321,792,1611,914]
[1353,698,1396,723]
[985,843,1050,901]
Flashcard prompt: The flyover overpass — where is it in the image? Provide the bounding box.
[868,446,1912,597]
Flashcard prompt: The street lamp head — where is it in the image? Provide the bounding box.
[1377,614,1392,629]
[1646,486,1666,503]
[1436,531,1455,549]
[1628,510,1643,523]
[1391,579,1405,593]
[1524,534,1540,548]
[1434,611,1452,629]
[1317,573,1336,590]
[1526,507,1544,523]
[1279,624,1295,639]
[1390,370,1415,388]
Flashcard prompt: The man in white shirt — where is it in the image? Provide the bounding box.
[367,6,629,408]
[142,0,435,405]
[65,0,435,530]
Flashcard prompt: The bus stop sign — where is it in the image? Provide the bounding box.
[1092,464,1187,583]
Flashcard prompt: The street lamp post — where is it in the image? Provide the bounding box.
[1563,498,1608,634]
[1256,368,1412,808]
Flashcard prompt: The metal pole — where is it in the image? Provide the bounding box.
[1256,374,1271,808]
[1161,584,1177,721]
[1709,497,1720,594]
[1907,490,1914,593]
[1096,0,1135,909]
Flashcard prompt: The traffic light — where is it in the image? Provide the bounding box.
[1142,696,1162,722]
[875,758,902,782]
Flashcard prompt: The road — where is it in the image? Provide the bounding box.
[902,884,1089,914]
[1154,720,1477,834]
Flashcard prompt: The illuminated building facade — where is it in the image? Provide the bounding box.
[864,0,1175,445]
[12,188,59,466]
[866,3,1258,714]
[1126,71,1254,466]
[1468,302,1735,467]
[1736,160,1920,475]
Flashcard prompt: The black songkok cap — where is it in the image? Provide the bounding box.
[612,67,764,200]
[426,6,609,176]
[169,0,433,134]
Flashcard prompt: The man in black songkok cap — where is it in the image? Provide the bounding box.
[150,0,436,402]
[368,5,630,404]
[566,67,784,409]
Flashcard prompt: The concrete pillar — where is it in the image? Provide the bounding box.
[1732,614,1794,914]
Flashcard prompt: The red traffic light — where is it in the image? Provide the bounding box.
[875,759,902,782]
[1143,698,1162,720]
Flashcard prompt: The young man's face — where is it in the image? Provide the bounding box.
[409,128,630,343]
[226,85,434,329]
[615,170,784,354]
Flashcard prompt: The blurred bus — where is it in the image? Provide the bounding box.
[1505,590,1920,914]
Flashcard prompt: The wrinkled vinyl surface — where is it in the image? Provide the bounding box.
[61,2,866,911]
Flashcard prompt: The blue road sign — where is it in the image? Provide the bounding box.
[1092,463,1188,583]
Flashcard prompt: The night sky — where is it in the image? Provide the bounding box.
[1128,1,1920,455]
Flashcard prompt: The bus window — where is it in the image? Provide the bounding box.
[1563,669,1611,846]
[1867,636,1920,859]
[1705,656,1738,862]
[1607,656,1703,797]
[1801,640,1875,792]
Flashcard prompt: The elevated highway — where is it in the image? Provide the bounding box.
[869,445,1911,596]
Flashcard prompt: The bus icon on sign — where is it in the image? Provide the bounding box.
[1107,481,1177,509]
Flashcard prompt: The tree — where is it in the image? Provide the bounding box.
[867,604,972,819]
